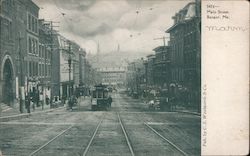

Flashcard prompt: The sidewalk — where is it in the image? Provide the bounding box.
[0,102,64,122]
[138,97,201,116]
[174,106,201,116]
[0,103,20,117]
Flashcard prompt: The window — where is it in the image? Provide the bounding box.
[36,63,38,76]
[28,36,38,54]
[38,64,41,76]
[45,49,47,59]
[31,17,34,32]
[45,64,47,76]
[48,65,51,76]
[35,19,37,33]
[47,64,49,76]
[32,62,35,77]
[29,62,32,77]
[28,37,31,53]
[28,14,31,30]
[42,46,45,58]
[39,45,41,57]
[42,64,44,76]
[31,39,34,54]
[34,40,37,54]
[8,21,12,40]
[27,13,38,34]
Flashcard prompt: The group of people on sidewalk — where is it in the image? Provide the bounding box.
[68,95,78,111]
[24,94,50,113]
[141,86,200,112]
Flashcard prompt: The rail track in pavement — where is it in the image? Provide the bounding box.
[81,112,135,156]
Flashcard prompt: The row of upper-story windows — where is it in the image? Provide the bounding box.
[27,13,38,34]
[171,68,184,82]
[28,36,38,55]
[0,0,14,14]
[28,61,38,77]
[171,42,183,64]
[39,44,51,60]
[38,63,51,77]
[1,19,13,41]
[27,61,51,77]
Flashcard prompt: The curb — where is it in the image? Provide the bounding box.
[176,110,201,116]
[0,106,65,122]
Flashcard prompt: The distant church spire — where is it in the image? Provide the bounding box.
[97,41,100,63]
[117,44,120,52]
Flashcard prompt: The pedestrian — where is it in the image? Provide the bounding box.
[36,91,40,107]
[25,95,31,113]
[107,95,112,108]
[68,96,73,111]
[31,96,35,111]
[45,95,49,105]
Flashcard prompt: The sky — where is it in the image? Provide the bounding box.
[33,0,192,55]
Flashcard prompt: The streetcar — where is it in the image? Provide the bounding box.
[91,84,112,111]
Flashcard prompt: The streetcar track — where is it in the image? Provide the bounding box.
[27,112,105,156]
[116,94,135,156]
[117,113,135,156]
[81,113,105,156]
[144,122,188,156]
[81,111,135,156]
[29,125,74,156]
[120,95,190,156]
[25,95,191,156]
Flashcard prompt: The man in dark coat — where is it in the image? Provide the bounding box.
[68,96,74,110]
[25,95,31,113]
[107,95,112,108]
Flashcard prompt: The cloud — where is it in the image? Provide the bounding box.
[53,0,97,11]
[33,0,193,54]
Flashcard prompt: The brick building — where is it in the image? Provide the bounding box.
[153,46,171,88]
[166,2,201,109]
[0,0,16,106]
[0,0,40,111]
[37,19,53,103]
[126,59,145,96]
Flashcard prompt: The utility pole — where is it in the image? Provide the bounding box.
[18,32,24,113]
[153,36,169,46]
[68,41,72,98]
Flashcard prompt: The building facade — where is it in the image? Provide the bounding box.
[166,2,201,109]
[0,0,40,111]
[38,19,52,104]
[0,0,16,106]
[97,67,126,87]
[79,48,86,86]
[126,59,145,96]
[25,0,40,100]
[144,54,155,88]
[0,0,93,113]
[153,46,171,88]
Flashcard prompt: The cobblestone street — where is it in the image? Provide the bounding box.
[0,92,200,156]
